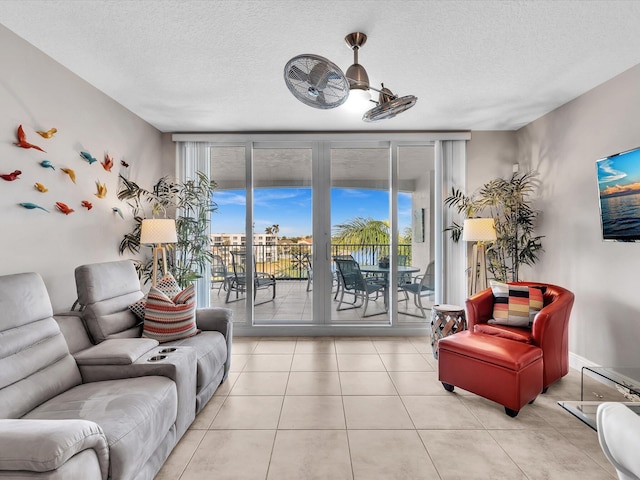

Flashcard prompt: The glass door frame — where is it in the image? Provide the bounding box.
[173,132,470,336]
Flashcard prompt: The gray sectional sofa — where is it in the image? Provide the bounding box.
[0,264,233,480]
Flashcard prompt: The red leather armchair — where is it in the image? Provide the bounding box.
[465,282,575,391]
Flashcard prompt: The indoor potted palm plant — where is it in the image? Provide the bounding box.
[117,172,217,288]
[444,171,544,282]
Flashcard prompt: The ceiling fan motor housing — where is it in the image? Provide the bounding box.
[345,32,369,90]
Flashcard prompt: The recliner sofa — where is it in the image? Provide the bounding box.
[0,272,197,480]
[73,260,233,413]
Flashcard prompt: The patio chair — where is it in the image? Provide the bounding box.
[303,253,313,292]
[398,260,435,318]
[211,254,229,293]
[397,254,412,286]
[226,251,276,305]
[333,256,387,317]
[332,254,354,300]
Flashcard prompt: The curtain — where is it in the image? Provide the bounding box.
[176,141,212,308]
[435,140,467,307]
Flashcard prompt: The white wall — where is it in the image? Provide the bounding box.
[0,25,172,312]
[515,63,640,367]
[467,131,519,192]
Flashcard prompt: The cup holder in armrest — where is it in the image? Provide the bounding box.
[159,347,177,354]
[147,355,167,362]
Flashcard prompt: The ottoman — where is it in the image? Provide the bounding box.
[437,331,543,417]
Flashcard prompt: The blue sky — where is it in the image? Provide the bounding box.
[211,187,412,237]
[598,146,640,198]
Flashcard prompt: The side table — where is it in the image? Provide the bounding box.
[430,304,466,359]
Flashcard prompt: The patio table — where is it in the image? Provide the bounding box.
[359,265,421,309]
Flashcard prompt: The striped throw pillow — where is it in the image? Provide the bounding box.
[142,284,198,342]
[129,273,182,320]
[488,280,544,328]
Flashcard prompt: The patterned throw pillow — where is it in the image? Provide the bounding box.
[488,280,544,328]
[142,284,198,343]
[128,273,182,320]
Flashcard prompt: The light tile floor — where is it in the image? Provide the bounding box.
[155,336,618,480]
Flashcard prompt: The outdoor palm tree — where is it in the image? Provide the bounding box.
[333,217,390,261]
[333,217,390,245]
[265,224,280,261]
[272,224,279,261]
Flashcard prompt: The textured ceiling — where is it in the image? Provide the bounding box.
[1,0,640,133]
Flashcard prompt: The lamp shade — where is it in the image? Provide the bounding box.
[140,219,177,245]
[462,218,497,242]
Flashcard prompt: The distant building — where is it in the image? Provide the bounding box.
[210,233,277,262]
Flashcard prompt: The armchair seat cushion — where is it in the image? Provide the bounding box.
[474,323,533,344]
[24,376,177,480]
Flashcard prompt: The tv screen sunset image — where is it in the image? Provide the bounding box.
[597,146,640,241]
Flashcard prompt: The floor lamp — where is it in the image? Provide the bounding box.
[463,218,497,296]
[140,219,178,287]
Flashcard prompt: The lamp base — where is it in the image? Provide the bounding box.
[469,243,488,296]
[151,244,169,287]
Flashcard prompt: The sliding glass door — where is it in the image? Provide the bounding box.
[202,133,449,334]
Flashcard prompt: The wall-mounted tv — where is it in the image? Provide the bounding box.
[597,146,640,241]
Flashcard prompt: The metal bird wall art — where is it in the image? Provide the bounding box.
[81,200,93,210]
[55,202,74,215]
[40,160,56,170]
[80,151,97,165]
[102,153,114,172]
[36,128,57,139]
[14,125,46,153]
[1,170,22,181]
[112,207,124,219]
[19,202,49,213]
[95,180,107,198]
[121,160,129,168]
[61,168,76,184]
[34,182,48,192]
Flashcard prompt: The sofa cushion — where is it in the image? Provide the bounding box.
[163,331,227,388]
[24,376,177,480]
[0,273,82,419]
[82,292,144,343]
[75,261,145,343]
[489,280,543,327]
[142,285,198,343]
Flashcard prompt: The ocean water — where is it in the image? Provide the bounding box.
[600,192,640,240]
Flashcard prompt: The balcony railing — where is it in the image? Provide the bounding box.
[212,243,412,280]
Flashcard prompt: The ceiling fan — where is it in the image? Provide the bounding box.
[283,32,417,122]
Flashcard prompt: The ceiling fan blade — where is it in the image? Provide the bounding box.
[287,64,309,83]
[309,62,332,90]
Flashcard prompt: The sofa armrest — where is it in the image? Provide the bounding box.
[74,338,159,365]
[196,307,233,382]
[195,307,233,333]
[0,419,109,479]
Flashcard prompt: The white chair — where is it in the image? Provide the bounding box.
[597,402,640,480]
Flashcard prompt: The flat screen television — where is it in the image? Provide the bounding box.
[597,145,640,241]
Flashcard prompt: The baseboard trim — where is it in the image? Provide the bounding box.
[569,351,600,372]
